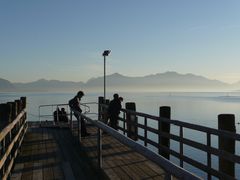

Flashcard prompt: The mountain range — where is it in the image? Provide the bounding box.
[1,72,240,92]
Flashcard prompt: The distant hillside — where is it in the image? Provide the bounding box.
[14,79,84,92]
[0,78,15,91]
[0,72,239,92]
[85,72,231,91]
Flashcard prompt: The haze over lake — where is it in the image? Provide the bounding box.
[1,91,240,132]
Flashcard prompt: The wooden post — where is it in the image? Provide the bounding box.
[218,114,235,178]
[7,102,17,120]
[20,97,27,121]
[103,99,109,124]
[0,103,12,129]
[7,102,17,138]
[98,97,109,124]
[78,116,81,143]
[70,110,73,132]
[125,102,138,141]
[20,97,27,109]
[144,117,147,146]
[15,100,21,114]
[98,96,104,121]
[159,106,171,159]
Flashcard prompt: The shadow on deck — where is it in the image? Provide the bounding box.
[11,122,168,180]
[78,126,167,179]
[11,124,107,180]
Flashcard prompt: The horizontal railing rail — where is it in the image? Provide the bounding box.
[100,103,239,179]
[38,101,239,179]
[0,108,28,180]
[122,109,238,179]
[71,109,201,180]
[38,102,96,123]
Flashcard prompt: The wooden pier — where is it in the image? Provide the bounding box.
[73,125,168,179]
[10,123,168,180]
[2,96,240,179]
[1,97,199,180]
[11,123,107,180]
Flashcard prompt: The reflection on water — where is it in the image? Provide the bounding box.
[1,91,240,178]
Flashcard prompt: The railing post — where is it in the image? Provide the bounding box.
[98,96,104,122]
[20,97,26,109]
[70,110,73,132]
[98,96,109,124]
[22,97,27,121]
[7,102,17,121]
[104,99,110,124]
[1,138,6,178]
[97,128,102,168]
[179,126,183,167]
[159,106,171,160]
[0,103,12,179]
[78,115,81,143]
[207,132,211,180]
[123,112,126,135]
[0,103,12,129]
[125,102,138,141]
[218,114,235,178]
[56,105,59,123]
[14,100,21,114]
[144,117,147,146]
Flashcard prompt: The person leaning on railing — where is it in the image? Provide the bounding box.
[69,91,90,136]
[107,93,122,130]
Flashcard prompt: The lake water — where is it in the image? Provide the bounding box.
[1,91,240,179]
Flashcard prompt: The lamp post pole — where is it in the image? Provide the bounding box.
[102,50,111,102]
[104,55,106,102]
[98,50,111,168]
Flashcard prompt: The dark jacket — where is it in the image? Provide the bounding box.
[69,96,82,113]
[108,99,121,116]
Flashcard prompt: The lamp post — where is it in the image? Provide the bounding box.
[102,50,111,102]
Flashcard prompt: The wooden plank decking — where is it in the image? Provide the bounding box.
[78,126,168,180]
[11,122,169,180]
[11,123,106,180]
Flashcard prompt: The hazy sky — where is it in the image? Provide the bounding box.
[1,0,240,83]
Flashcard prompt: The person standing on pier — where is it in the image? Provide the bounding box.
[69,91,89,136]
[108,93,122,130]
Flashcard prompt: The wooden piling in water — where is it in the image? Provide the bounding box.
[125,102,138,141]
[0,103,12,129]
[7,102,17,120]
[218,114,235,178]
[159,106,171,160]
[14,100,21,114]
[20,97,27,121]
[20,97,26,109]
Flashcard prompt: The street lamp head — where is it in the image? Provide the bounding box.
[102,50,111,56]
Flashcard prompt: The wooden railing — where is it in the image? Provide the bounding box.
[0,98,28,180]
[105,105,239,180]
[70,108,201,179]
[38,98,240,179]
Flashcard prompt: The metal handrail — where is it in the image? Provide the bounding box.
[72,109,201,180]
[100,103,240,179]
[38,102,93,122]
[101,103,240,140]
